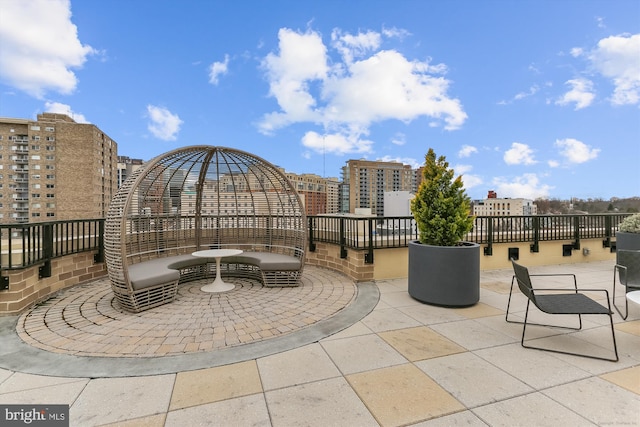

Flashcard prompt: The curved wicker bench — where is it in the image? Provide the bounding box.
[105,146,307,313]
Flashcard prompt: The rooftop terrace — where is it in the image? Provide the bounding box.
[0,259,638,426]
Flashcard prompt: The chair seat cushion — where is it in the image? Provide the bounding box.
[536,293,610,315]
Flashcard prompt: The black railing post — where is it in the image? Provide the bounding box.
[94,220,105,263]
[39,223,53,278]
[530,216,540,252]
[483,217,493,256]
[603,214,612,248]
[572,215,581,250]
[308,216,316,252]
[339,217,347,258]
[365,217,374,264]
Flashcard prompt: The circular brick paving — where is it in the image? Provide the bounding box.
[16,266,357,358]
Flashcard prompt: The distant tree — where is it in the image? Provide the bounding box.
[607,203,615,211]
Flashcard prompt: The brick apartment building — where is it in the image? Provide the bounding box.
[0,113,118,223]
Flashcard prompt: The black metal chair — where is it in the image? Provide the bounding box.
[613,249,640,320]
[510,259,618,362]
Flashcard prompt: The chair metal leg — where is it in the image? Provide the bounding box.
[520,300,619,362]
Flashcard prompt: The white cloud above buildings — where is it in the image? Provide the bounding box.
[0,0,95,98]
[258,27,467,155]
[146,105,183,141]
[556,78,595,110]
[503,142,536,165]
[209,55,230,85]
[44,101,88,123]
[458,145,478,158]
[554,138,600,164]
[493,173,553,199]
[588,33,640,105]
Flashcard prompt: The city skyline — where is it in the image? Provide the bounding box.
[1,0,638,201]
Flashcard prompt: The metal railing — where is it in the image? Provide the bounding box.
[0,213,630,286]
[308,213,630,262]
[0,219,104,285]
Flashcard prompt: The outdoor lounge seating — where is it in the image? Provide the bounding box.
[510,259,618,362]
[612,249,640,320]
[105,146,307,313]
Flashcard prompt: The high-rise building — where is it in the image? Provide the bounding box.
[117,156,144,187]
[0,113,118,223]
[284,172,340,216]
[342,159,415,215]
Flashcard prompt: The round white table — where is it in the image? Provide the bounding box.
[192,249,243,293]
[627,290,640,306]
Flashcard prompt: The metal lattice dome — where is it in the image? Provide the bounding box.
[105,146,307,311]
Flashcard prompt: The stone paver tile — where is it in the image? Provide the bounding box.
[378,326,466,362]
[360,307,421,332]
[453,303,504,319]
[398,304,466,326]
[321,321,373,341]
[265,377,377,427]
[430,319,515,350]
[257,343,341,391]
[71,375,174,426]
[409,410,487,426]
[97,413,166,427]
[473,392,592,426]
[169,360,262,411]
[0,369,13,386]
[347,363,464,426]
[0,372,86,394]
[416,352,533,408]
[321,334,407,375]
[379,290,422,308]
[615,320,640,336]
[474,343,592,390]
[543,377,640,426]
[165,394,270,427]
[600,366,640,394]
[0,380,88,405]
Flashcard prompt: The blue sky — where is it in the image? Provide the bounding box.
[1,0,639,201]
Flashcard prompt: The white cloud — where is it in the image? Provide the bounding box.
[555,138,600,164]
[458,145,478,158]
[259,27,467,153]
[301,131,373,155]
[331,29,381,64]
[377,155,420,169]
[146,105,183,141]
[391,132,406,146]
[44,101,88,123]
[555,78,595,109]
[452,163,482,189]
[504,142,536,165]
[0,0,95,98]
[547,160,560,168]
[588,33,640,105]
[209,54,229,85]
[493,173,553,199]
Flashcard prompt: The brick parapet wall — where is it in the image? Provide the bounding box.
[0,252,107,316]
[304,242,374,282]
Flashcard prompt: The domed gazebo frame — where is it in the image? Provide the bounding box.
[105,146,307,312]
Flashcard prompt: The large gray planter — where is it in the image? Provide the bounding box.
[616,231,640,252]
[408,240,480,307]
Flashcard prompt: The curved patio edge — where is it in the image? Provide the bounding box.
[0,282,379,378]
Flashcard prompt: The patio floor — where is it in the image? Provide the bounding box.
[0,260,638,426]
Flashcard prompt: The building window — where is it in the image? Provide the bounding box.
[45,136,55,141]
[46,174,54,179]
[31,126,40,131]
[45,165,54,170]
[46,184,54,189]
[46,146,55,151]
[31,135,40,140]
[45,127,54,132]
[46,212,55,217]
[32,194,40,198]
[46,194,54,198]
[32,213,40,217]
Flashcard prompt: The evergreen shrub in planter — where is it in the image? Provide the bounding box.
[616,213,640,254]
[408,148,479,307]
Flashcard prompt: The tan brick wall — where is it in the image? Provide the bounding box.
[305,242,374,282]
[0,252,107,316]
